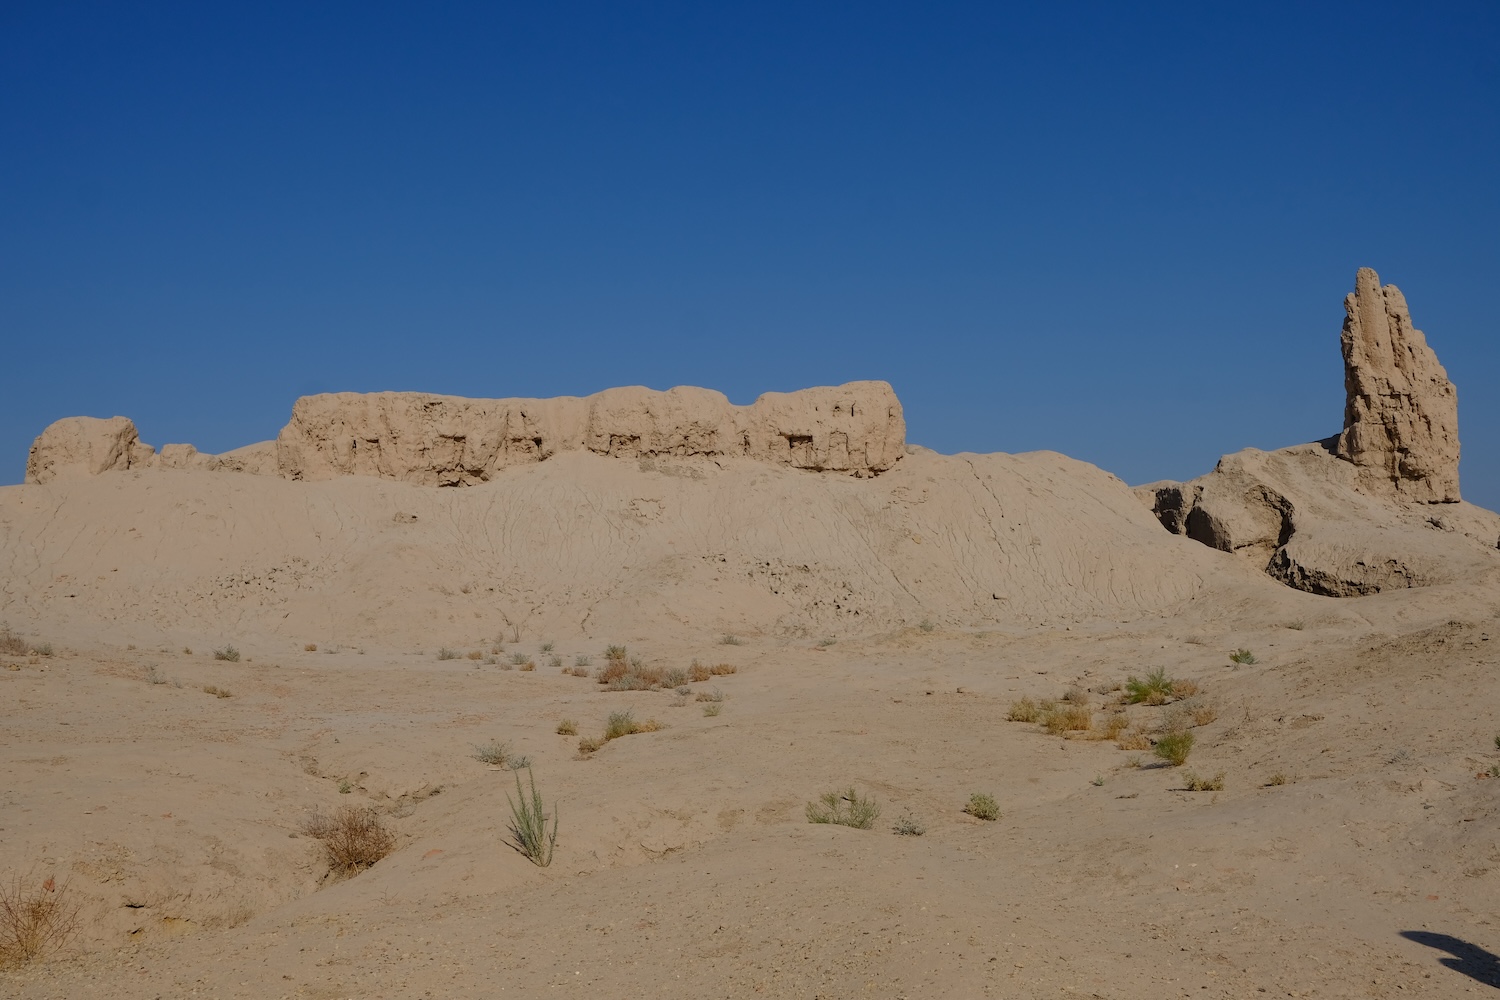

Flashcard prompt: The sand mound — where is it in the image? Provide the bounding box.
[0,445,1263,648]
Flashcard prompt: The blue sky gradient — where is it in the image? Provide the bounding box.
[4,3,1498,505]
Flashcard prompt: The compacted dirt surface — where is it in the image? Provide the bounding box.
[5,603,1500,998]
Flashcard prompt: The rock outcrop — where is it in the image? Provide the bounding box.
[1138,268,1494,596]
[275,381,905,485]
[26,382,907,486]
[25,416,156,484]
[1336,267,1460,502]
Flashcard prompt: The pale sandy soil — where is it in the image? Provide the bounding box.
[5,602,1500,998]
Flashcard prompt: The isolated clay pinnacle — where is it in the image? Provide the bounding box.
[1335,267,1460,503]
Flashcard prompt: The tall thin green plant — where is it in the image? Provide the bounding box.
[506,767,558,867]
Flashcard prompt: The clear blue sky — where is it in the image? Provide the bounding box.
[4,3,1498,506]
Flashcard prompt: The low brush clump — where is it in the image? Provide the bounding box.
[556,719,577,736]
[1041,704,1093,736]
[0,871,78,969]
[300,806,397,877]
[806,788,880,829]
[471,740,511,765]
[1123,667,1176,706]
[1153,731,1195,767]
[1007,698,1042,723]
[688,660,712,683]
[576,710,665,755]
[1182,771,1225,792]
[212,645,241,662]
[201,685,232,699]
[964,793,1000,821]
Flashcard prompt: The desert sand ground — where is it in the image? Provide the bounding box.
[3,443,1500,998]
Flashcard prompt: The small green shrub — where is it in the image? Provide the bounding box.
[892,815,925,836]
[702,703,722,717]
[1153,730,1195,766]
[720,634,742,646]
[472,740,510,765]
[817,637,837,647]
[662,666,688,688]
[202,684,232,698]
[964,793,1000,821]
[604,710,638,741]
[337,779,353,794]
[556,719,577,736]
[509,652,530,666]
[806,788,880,829]
[506,768,558,867]
[540,642,555,653]
[575,654,593,668]
[1124,667,1174,705]
[437,648,459,661]
[917,619,935,633]
[1228,648,1257,665]
[30,643,53,658]
[212,645,240,663]
[506,754,532,771]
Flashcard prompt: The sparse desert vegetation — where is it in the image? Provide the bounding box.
[300,806,396,877]
[506,768,558,867]
[212,644,240,662]
[806,788,880,829]
[963,793,1000,821]
[0,871,78,968]
[1153,730,1195,767]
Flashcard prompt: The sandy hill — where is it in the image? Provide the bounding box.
[3,268,1500,998]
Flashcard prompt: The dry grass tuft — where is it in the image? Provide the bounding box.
[688,660,711,683]
[1041,704,1093,735]
[577,736,603,755]
[1116,728,1153,751]
[709,662,737,676]
[1085,712,1130,741]
[1266,772,1289,787]
[202,685,232,699]
[0,871,79,968]
[1182,771,1225,792]
[1186,698,1219,727]
[1061,686,1090,705]
[212,645,240,662]
[0,629,27,657]
[304,643,318,652]
[466,650,484,661]
[518,660,536,672]
[1006,697,1041,723]
[300,806,396,876]
[556,719,577,736]
[1170,679,1200,699]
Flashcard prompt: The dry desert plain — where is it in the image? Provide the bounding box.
[3,270,1500,998]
